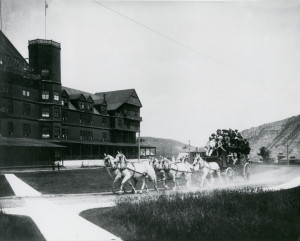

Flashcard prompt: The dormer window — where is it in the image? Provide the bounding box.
[86,103,93,111]
[100,105,106,114]
[62,97,68,107]
[79,101,85,110]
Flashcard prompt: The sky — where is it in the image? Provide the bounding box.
[1,0,300,147]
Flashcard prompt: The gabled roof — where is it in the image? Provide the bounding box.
[95,89,142,110]
[86,96,94,103]
[62,86,103,103]
[69,93,87,101]
[62,86,142,111]
[61,89,69,97]
[0,30,34,76]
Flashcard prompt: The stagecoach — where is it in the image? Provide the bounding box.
[202,155,251,183]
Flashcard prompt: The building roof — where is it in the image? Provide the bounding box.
[95,89,142,110]
[62,86,142,111]
[0,30,35,77]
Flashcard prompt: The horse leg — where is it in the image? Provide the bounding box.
[120,174,134,194]
[161,171,169,189]
[185,173,192,188]
[210,173,215,187]
[112,174,121,193]
[126,179,137,194]
[139,177,146,194]
[200,171,208,187]
[171,173,177,190]
[217,170,222,185]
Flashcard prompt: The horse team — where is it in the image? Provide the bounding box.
[104,152,225,194]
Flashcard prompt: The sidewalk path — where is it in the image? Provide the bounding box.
[4,174,121,241]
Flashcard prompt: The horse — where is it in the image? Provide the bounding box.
[149,157,169,189]
[192,154,222,187]
[161,157,192,190]
[103,154,137,194]
[116,152,159,194]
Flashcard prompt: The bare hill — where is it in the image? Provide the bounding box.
[241,114,300,161]
[141,137,197,159]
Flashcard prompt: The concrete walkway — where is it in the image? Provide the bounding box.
[4,174,121,241]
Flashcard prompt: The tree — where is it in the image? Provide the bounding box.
[257,146,271,162]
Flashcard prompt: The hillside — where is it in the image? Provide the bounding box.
[241,114,300,162]
[141,137,197,159]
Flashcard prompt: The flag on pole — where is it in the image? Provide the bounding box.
[45,0,48,16]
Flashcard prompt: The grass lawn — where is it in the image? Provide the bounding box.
[15,168,170,194]
[81,187,300,241]
[0,211,45,241]
[0,175,15,197]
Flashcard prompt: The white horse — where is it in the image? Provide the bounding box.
[161,158,192,190]
[116,153,159,194]
[192,154,222,187]
[104,154,137,193]
[149,157,169,189]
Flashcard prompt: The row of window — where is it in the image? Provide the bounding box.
[42,91,60,101]
[118,119,139,129]
[2,121,114,143]
[5,122,31,137]
[20,89,60,101]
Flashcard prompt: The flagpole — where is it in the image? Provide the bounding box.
[45,0,47,39]
[0,0,2,31]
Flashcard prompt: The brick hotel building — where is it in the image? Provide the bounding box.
[0,30,155,167]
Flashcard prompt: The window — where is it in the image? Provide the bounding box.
[42,106,50,118]
[42,126,50,139]
[118,118,123,128]
[42,91,49,100]
[23,103,31,115]
[41,69,49,79]
[54,92,59,101]
[23,124,31,137]
[8,122,13,136]
[124,119,130,129]
[80,130,86,140]
[80,130,93,141]
[54,107,60,118]
[8,101,13,113]
[80,114,84,124]
[102,133,107,142]
[79,101,85,110]
[102,117,107,127]
[22,90,30,97]
[62,129,68,139]
[87,115,92,125]
[0,84,9,93]
[54,127,60,139]
[134,121,139,129]
[87,131,93,141]
[62,111,68,122]
[87,103,93,111]
[62,97,68,107]
[100,105,106,114]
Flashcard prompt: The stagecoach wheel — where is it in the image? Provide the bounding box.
[225,167,234,183]
[243,163,251,182]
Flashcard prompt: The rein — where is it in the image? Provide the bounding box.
[165,163,192,174]
[123,163,148,176]
[196,160,219,172]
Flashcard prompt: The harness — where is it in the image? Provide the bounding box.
[165,163,192,174]
[121,163,148,178]
[196,160,219,172]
